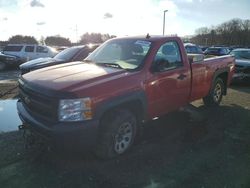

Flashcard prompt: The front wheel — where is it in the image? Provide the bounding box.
[95,109,137,159]
[203,78,225,106]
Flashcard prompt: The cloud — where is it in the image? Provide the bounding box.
[0,0,18,8]
[36,21,45,25]
[30,0,45,8]
[3,17,8,21]
[103,12,113,19]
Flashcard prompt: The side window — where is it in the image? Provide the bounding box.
[36,46,48,53]
[25,46,34,52]
[220,48,228,55]
[3,45,23,52]
[154,41,183,71]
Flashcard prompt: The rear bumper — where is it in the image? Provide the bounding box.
[17,100,99,150]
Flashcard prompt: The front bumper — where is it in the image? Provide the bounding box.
[232,72,250,81]
[233,65,250,81]
[17,100,99,150]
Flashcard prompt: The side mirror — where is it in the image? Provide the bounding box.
[188,54,204,64]
[151,59,169,72]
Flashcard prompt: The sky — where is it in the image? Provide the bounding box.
[0,0,249,42]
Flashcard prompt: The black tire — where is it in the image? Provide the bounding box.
[0,62,6,71]
[95,109,137,159]
[203,78,225,106]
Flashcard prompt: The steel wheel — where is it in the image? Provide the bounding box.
[114,122,133,154]
[95,109,137,159]
[203,78,225,106]
[213,83,222,102]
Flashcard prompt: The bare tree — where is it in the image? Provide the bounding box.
[191,18,250,47]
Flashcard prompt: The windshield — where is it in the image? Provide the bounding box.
[205,48,220,53]
[54,47,81,61]
[86,39,151,70]
[230,50,250,60]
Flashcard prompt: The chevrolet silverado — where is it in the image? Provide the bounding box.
[17,35,235,158]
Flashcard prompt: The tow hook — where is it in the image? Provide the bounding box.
[18,124,29,130]
[18,124,36,149]
[18,124,49,150]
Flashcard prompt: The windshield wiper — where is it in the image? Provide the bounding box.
[97,63,123,69]
[83,59,95,63]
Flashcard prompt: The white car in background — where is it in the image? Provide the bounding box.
[2,44,58,63]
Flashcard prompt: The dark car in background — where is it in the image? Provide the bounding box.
[230,48,250,82]
[204,47,230,56]
[184,43,203,54]
[0,52,22,71]
[20,44,99,74]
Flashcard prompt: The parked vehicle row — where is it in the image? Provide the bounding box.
[3,44,58,62]
[0,44,99,72]
[204,47,231,56]
[0,44,58,71]
[20,44,99,74]
[230,48,250,81]
[0,52,22,70]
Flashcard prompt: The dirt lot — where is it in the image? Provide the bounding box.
[0,70,19,99]
[0,70,250,188]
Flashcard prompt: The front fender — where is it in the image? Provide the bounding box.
[94,90,148,121]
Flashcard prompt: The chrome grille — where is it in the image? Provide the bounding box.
[19,82,58,121]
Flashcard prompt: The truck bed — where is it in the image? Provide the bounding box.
[189,54,235,102]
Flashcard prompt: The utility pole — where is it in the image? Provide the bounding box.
[163,10,168,36]
[75,24,78,44]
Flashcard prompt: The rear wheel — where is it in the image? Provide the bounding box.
[95,109,137,159]
[0,62,6,71]
[203,78,224,106]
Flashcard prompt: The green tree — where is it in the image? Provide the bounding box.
[44,36,71,46]
[8,35,38,44]
[79,33,115,44]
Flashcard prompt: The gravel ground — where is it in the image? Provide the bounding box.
[0,69,250,188]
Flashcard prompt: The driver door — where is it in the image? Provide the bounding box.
[146,41,191,118]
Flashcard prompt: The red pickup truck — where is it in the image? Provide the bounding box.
[17,36,235,158]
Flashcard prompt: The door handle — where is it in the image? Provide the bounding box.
[177,74,187,80]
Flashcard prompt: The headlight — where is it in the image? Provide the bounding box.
[58,98,92,122]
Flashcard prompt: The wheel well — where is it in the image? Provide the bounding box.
[100,100,145,124]
[121,100,145,122]
[216,72,228,95]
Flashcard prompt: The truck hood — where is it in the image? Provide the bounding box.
[22,62,127,92]
[20,57,57,69]
[235,59,250,67]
